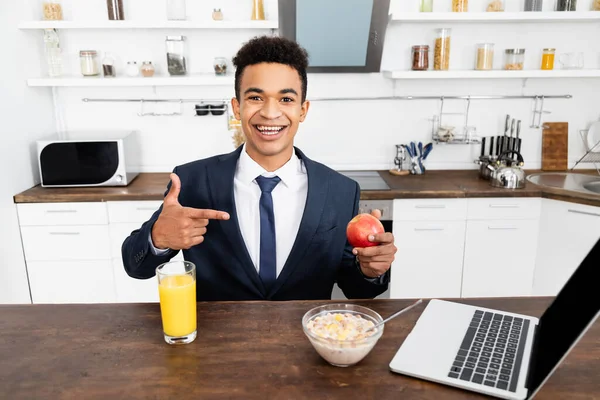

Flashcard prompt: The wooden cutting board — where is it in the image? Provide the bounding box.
[542,122,569,171]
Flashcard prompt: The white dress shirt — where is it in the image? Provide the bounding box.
[150,145,308,278]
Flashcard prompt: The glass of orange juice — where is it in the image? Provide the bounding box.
[156,261,197,345]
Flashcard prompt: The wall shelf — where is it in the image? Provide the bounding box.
[383,70,600,80]
[390,11,600,23]
[18,20,278,30]
[27,74,234,87]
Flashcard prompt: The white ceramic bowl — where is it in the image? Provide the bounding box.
[302,303,384,367]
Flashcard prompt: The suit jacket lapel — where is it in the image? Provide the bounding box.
[207,146,266,296]
[268,147,329,297]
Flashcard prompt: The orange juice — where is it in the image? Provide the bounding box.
[158,275,196,337]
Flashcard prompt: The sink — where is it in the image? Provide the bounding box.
[526,172,600,196]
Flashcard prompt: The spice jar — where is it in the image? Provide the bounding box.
[411,45,429,71]
[213,57,228,75]
[42,0,63,20]
[126,61,139,77]
[594,0,600,10]
[420,0,433,12]
[212,8,223,20]
[166,35,187,76]
[106,0,124,20]
[141,61,155,77]
[251,0,265,20]
[541,48,555,70]
[487,0,504,11]
[452,0,468,12]
[434,28,451,71]
[475,43,494,70]
[102,53,116,77]
[504,49,525,70]
[524,0,543,11]
[79,50,99,76]
[556,0,576,10]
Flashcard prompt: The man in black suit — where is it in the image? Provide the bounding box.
[122,36,397,301]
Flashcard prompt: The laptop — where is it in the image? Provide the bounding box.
[389,238,600,400]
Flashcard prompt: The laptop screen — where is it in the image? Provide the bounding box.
[527,238,600,394]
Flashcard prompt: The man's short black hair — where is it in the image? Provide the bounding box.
[232,36,309,103]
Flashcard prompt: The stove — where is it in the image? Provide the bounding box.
[337,171,390,191]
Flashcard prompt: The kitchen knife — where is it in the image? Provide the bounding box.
[481,137,486,158]
[422,142,433,160]
[496,135,501,156]
[516,120,522,156]
[504,115,510,137]
[509,118,516,154]
[489,136,495,158]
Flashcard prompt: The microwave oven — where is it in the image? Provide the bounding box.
[37,131,140,187]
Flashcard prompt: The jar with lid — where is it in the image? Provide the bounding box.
[126,61,139,77]
[540,48,555,70]
[556,0,576,10]
[213,57,228,76]
[411,45,429,70]
[420,0,433,12]
[251,0,265,20]
[102,53,116,77]
[524,0,543,11]
[594,0,600,11]
[212,8,223,20]
[106,0,124,20]
[79,50,99,76]
[42,0,63,20]
[167,0,186,20]
[434,28,451,71]
[44,29,62,77]
[141,61,155,77]
[166,36,187,76]
[486,0,504,11]
[452,0,468,12]
[475,43,494,70]
[504,49,525,70]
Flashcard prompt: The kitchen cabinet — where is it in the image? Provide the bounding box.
[533,199,600,296]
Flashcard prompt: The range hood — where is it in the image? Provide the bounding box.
[278,0,391,73]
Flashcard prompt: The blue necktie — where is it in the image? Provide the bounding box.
[255,175,281,289]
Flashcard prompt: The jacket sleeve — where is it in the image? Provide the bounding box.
[335,182,390,299]
[121,169,180,279]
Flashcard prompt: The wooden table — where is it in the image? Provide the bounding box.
[1,299,598,399]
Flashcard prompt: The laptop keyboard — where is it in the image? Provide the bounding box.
[447,310,530,393]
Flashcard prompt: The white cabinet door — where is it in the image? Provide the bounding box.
[27,260,116,304]
[17,202,108,226]
[113,259,160,303]
[391,221,466,299]
[462,219,539,298]
[533,199,600,296]
[20,225,111,261]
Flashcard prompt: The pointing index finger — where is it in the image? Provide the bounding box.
[185,207,230,220]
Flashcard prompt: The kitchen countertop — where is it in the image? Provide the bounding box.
[13,170,600,207]
[1,298,598,399]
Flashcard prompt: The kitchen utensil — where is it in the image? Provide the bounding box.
[489,136,495,158]
[542,122,569,171]
[481,137,487,158]
[366,299,423,333]
[516,120,522,158]
[390,144,409,176]
[488,150,526,189]
[422,142,433,160]
[411,142,418,159]
[509,118,516,155]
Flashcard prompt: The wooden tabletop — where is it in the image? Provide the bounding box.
[0,298,598,399]
[13,170,600,207]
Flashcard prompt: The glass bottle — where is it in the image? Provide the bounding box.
[42,0,63,20]
[504,49,525,70]
[420,0,433,12]
[434,28,451,71]
[411,45,429,70]
[141,61,155,77]
[251,0,265,20]
[167,0,186,20]
[541,48,555,70]
[166,36,187,76]
[79,50,99,76]
[102,53,116,77]
[475,43,494,70]
[43,29,62,77]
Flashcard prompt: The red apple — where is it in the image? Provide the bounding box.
[346,213,385,248]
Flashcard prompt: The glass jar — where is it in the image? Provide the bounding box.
[504,49,525,70]
[106,0,124,20]
[141,61,155,77]
[434,28,451,71]
[212,8,223,20]
[126,61,139,77]
[524,0,543,11]
[43,29,62,77]
[420,0,433,12]
[411,45,429,70]
[79,50,99,76]
[475,43,494,70]
[594,0,600,10]
[251,0,265,20]
[102,53,116,77]
[166,35,187,76]
[556,0,577,10]
[167,0,186,20]
[213,57,228,76]
[487,0,504,11]
[541,48,555,70]
[42,0,63,20]
[452,0,468,12]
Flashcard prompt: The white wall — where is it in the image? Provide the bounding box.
[0,2,56,303]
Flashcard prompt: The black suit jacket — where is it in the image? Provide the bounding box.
[121,146,389,301]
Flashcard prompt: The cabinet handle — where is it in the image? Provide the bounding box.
[487,226,518,230]
[568,209,600,218]
[488,204,520,208]
[46,210,77,213]
[414,227,445,231]
[49,232,80,236]
[136,207,157,211]
[415,205,446,209]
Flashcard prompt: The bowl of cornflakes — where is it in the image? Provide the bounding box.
[302,303,384,367]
